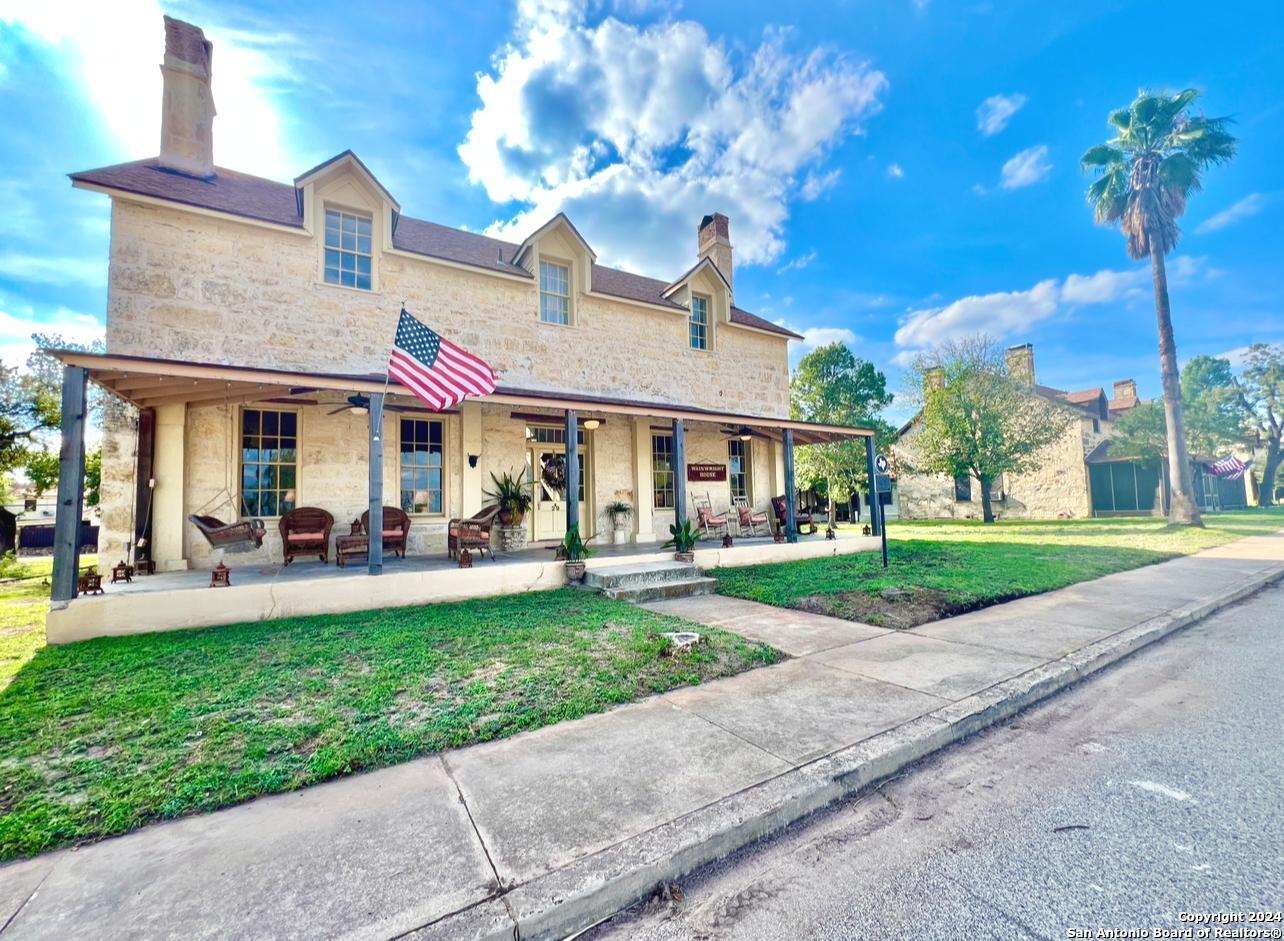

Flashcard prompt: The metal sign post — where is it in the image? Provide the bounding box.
[874,454,890,569]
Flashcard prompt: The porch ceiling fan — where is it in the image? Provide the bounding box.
[720,424,775,442]
[322,394,436,416]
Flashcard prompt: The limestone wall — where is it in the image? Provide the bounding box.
[895,416,1096,520]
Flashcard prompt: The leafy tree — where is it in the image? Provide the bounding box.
[789,343,892,521]
[1081,88,1236,526]
[22,446,102,508]
[902,335,1074,524]
[1235,344,1284,506]
[1112,355,1247,460]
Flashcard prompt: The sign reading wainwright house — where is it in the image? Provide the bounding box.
[687,463,728,482]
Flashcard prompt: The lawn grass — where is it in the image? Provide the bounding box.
[0,555,96,689]
[714,509,1284,628]
[0,588,780,861]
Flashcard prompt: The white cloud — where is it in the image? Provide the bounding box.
[1000,144,1051,189]
[893,257,1209,354]
[799,168,842,201]
[0,304,103,368]
[976,93,1026,136]
[0,253,106,288]
[1195,193,1264,234]
[797,325,857,348]
[776,250,816,274]
[459,2,888,275]
[887,162,904,179]
[0,1,301,178]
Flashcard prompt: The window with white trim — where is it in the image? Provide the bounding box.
[399,419,444,514]
[689,294,709,349]
[728,439,749,501]
[539,260,571,324]
[324,208,373,290]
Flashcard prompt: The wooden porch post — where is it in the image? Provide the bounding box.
[368,393,384,575]
[673,418,687,529]
[864,434,881,537]
[783,428,798,543]
[565,409,579,536]
[51,366,88,603]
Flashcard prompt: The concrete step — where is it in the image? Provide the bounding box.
[583,561,700,591]
[602,577,718,603]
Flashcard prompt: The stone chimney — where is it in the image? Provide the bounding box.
[159,16,216,178]
[1113,379,1138,400]
[924,367,945,393]
[1005,343,1035,385]
[697,213,733,289]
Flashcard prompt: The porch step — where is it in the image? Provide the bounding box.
[582,561,701,591]
[601,576,718,603]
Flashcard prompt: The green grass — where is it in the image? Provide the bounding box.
[714,509,1284,627]
[0,555,96,689]
[0,588,780,861]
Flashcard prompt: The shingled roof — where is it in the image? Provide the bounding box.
[71,158,802,340]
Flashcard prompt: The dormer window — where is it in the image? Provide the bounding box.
[689,294,709,350]
[324,208,373,290]
[539,260,571,325]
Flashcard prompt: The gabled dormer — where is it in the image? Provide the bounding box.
[296,151,400,292]
[513,213,596,326]
[662,254,733,352]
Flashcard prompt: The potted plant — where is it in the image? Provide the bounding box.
[484,469,533,526]
[604,500,632,545]
[561,525,592,582]
[664,518,700,563]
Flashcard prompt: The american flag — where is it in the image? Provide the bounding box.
[388,309,496,411]
[1208,455,1253,480]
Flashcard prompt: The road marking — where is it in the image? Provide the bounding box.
[1130,780,1194,802]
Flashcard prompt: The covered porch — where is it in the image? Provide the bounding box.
[45,350,877,642]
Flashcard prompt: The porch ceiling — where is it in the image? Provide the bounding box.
[46,349,873,442]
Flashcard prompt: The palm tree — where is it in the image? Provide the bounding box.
[1081,89,1236,526]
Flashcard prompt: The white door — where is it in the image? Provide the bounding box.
[528,446,588,542]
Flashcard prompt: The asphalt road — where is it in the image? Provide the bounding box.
[586,584,1284,941]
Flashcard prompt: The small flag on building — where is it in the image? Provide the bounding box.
[388,308,496,411]
[1208,455,1253,480]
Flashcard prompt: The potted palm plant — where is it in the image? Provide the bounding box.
[560,525,592,582]
[604,500,632,545]
[664,518,700,563]
[484,469,532,526]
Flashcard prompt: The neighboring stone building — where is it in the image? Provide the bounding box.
[895,343,1145,520]
[56,16,869,577]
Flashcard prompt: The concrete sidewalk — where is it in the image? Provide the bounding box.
[3,533,1282,941]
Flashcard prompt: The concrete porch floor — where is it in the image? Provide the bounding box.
[48,531,881,644]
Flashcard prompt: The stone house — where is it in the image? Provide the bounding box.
[894,343,1148,519]
[44,17,874,640]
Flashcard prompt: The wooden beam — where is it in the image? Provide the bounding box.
[864,436,881,538]
[783,428,798,543]
[124,379,236,401]
[368,394,384,575]
[672,418,687,529]
[565,409,580,537]
[135,385,293,409]
[51,367,88,602]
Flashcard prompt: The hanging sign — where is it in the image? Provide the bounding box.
[687,463,727,482]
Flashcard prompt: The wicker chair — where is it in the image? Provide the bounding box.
[770,496,816,536]
[448,504,501,561]
[279,507,334,565]
[361,506,412,560]
[188,514,266,550]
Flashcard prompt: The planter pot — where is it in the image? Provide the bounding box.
[772,532,786,544]
[674,551,695,564]
[497,525,527,552]
[612,527,628,545]
[498,509,527,526]
[565,560,587,582]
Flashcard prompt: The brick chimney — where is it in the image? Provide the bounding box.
[159,16,216,178]
[1005,343,1035,385]
[1113,379,1138,401]
[697,213,733,290]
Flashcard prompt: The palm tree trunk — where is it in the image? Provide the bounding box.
[979,476,995,524]
[1150,247,1203,526]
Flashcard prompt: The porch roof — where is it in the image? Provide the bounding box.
[46,349,873,444]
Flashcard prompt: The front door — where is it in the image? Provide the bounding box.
[529,445,588,542]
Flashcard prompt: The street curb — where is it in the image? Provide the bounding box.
[412,564,1284,941]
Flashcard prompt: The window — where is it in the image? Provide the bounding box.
[539,260,571,324]
[728,439,749,501]
[241,409,298,517]
[652,434,675,509]
[689,294,709,350]
[525,425,585,445]
[324,208,373,290]
[953,475,972,502]
[23,496,36,512]
[399,419,444,514]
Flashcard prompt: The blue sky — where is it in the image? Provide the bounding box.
[1,0,1280,421]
